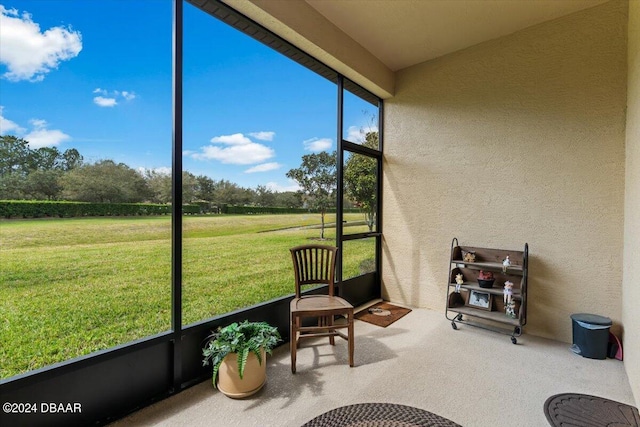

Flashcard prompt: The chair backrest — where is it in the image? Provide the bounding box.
[290,244,338,298]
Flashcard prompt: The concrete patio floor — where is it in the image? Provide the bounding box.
[110,306,634,427]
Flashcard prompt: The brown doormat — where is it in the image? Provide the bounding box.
[355,302,411,327]
[302,403,461,426]
[544,393,640,427]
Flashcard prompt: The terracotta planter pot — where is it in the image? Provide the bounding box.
[217,348,266,398]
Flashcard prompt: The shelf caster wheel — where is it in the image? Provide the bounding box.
[511,336,517,344]
[514,326,521,335]
[451,322,458,330]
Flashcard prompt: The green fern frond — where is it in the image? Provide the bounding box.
[253,344,263,366]
[212,358,221,388]
[238,347,249,379]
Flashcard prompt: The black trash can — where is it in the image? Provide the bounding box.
[570,313,612,360]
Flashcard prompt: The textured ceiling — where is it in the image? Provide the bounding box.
[305,0,611,71]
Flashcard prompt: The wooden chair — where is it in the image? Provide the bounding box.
[289,244,354,373]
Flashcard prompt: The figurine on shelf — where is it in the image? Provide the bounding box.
[463,251,476,263]
[502,255,511,272]
[506,300,517,318]
[504,281,515,317]
[503,281,513,305]
[455,273,464,293]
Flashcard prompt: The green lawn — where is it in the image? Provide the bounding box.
[0,213,373,378]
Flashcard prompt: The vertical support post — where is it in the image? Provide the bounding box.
[375,100,383,285]
[336,75,344,291]
[171,0,183,392]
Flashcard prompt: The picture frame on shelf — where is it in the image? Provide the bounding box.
[467,290,492,311]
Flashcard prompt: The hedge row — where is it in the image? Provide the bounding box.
[0,201,171,219]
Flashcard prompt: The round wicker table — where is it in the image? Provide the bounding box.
[302,403,461,427]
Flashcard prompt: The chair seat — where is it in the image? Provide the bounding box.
[291,295,353,314]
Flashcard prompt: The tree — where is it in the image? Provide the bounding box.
[0,173,27,199]
[29,147,62,171]
[286,151,337,239]
[61,160,151,203]
[0,135,31,176]
[344,131,378,231]
[195,175,216,202]
[213,179,251,206]
[273,191,302,208]
[145,170,172,203]
[25,169,63,200]
[0,137,83,176]
[182,172,198,204]
[254,185,275,207]
[0,136,83,201]
[144,171,206,205]
[61,148,83,171]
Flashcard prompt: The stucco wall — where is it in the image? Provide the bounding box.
[624,0,640,404]
[383,0,627,343]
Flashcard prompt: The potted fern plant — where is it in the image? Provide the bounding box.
[202,320,281,398]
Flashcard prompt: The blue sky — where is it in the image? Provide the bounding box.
[0,1,377,191]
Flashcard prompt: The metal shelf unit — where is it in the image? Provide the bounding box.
[445,237,529,344]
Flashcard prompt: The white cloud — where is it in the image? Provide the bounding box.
[346,124,379,143]
[137,166,171,176]
[0,106,26,134]
[30,118,47,128]
[210,133,253,145]
[92,88,135,107]
[346,126,362,143]
[196,143,274,165]
[0,110,71,147]
[120,91,136,101]
[248,131,275,141]
[0,5,82,82]
[190,133,275,165]
[303,137,332,152]
[154,166,172,175]
[244,162,281,173]
[265,180,301,193]
[93,96,117,107]
[23,119,70,148]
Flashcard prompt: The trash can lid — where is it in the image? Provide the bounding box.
[570,313,612,326]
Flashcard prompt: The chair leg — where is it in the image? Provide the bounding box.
[328,315,335,346]
[348,311,354,367]
[290,315,297,374]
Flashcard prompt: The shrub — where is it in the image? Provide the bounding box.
[0,200,171,219]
